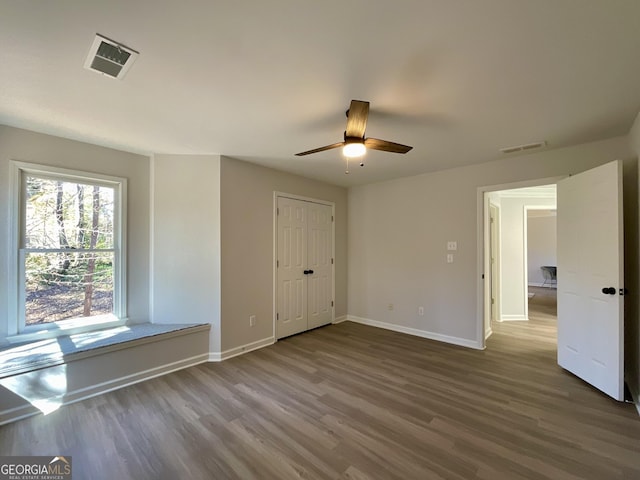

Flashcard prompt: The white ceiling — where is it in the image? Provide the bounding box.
[1,1,639,187]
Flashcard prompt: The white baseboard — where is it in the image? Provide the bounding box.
[209,336,275,362]
[333,315,347,324]
[485,328,493,340]
[500,314,529,321]
[346,315,483,350]
[0,353,208,426]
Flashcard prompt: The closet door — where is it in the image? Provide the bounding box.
[277,197,308,338]
[276,196,334,339]
[307,202,333,329]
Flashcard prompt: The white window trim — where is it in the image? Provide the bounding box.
[7,161,128,343]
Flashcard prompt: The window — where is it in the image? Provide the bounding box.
[9,162,127,339]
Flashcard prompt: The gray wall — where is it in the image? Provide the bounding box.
[151,155,221,352]
[220,156,348,352]
[527,213,557,286]
[348,135,635,347]
[0,125,151,338]
[499,196,556,320]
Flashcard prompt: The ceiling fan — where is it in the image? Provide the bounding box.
[295,100,413,159]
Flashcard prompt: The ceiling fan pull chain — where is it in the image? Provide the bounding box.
[345,157,350,174]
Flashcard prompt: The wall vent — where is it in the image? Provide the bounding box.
[84,34,138,80]
[500,141,546,154]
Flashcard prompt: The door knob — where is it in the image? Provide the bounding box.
[303,270,314,275]
[601,287,616,295]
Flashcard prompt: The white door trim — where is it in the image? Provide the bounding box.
[476,176,564,349]
[273,192,335,341]
[488,202,501,334]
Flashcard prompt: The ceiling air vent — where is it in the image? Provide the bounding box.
[84,34,138,80]
[500,141,546,154]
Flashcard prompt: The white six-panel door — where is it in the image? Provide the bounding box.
[557,160,624,400]
[277,196,333,339]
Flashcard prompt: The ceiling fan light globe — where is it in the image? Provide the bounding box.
[343,142,366,158]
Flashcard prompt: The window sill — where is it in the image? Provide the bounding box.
[0,323,210,379]
[6,315,127,345]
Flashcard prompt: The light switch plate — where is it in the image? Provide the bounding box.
[447,254,454,263]
[447,241,457,251]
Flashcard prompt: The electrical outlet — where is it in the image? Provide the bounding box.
[388,303,394,311]
[249,315,256,327]
[447,241,457,251]
[418,306,424,316]
[447,254,454,263]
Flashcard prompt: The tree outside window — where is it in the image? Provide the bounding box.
[12,163,126,335]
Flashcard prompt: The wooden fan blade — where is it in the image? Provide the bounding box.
[345,100,370,138]
[295,142,345,156]
[364,138,413,154]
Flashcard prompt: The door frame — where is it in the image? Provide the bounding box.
[476,176,563,349]
[488,202,501,334]
[273,192,336,340]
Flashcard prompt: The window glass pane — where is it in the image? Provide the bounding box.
[25,252,114,325]
[25,176,114,250]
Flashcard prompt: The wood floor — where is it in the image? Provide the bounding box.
[2,300,639,479]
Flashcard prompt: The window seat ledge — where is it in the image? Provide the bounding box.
[0,323,210,379]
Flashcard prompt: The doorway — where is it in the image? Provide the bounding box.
[479,181,559,344]
[274,193,335,339]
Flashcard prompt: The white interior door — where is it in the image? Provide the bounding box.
[557,160,624,401]
[307,202,333,329]
[276,196,333,339]
[277,197,308,338]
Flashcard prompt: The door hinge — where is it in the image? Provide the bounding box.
[331,258,334,265]
[277,207,279,215]
[491,298,495,305]
[482,274,485,279]
[277,259,279,268]
[331,301,334,307]
[331,215,334,222]
[276,313,279,320]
